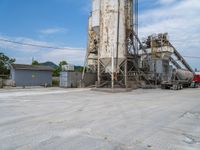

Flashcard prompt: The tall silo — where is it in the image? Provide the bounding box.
[87,0,100,72]
[85,0,100,73]
[98,0,133,88]
[84,0,135,88]
[92,0,100,33]
[99,0,126,72]
[87,16,97,72]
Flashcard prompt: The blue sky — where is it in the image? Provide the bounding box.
[0,0,88,45]
[0,0,90,65]
[0,0,200,69]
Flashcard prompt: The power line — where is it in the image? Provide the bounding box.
[0,38,200,59]
[0,38,84,51]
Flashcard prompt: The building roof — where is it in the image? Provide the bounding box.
[11,64,54,71]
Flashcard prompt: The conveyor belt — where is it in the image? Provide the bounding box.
[169,42,194,73]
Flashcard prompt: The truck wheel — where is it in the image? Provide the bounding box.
[178,85,182,90]
[173,85,177,90]
[161,84,165,89]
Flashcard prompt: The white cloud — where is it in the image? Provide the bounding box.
[0,35,48,53]
[139,0,200,69]
[1,0,199,68]
[41,49,85,65]
[39,27,68,34]
[0,35,86,65]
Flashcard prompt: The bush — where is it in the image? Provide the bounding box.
[52,79,59,87]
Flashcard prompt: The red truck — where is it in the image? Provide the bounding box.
[193,72,200,87]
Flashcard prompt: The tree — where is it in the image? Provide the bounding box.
[53,67,60,77]
[0,52,15,75]
[53,60,68,77]
[75,66,84,72]
[32,60,39,65]
[59,60,68,68]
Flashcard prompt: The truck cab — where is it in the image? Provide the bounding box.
[193,72,200,87]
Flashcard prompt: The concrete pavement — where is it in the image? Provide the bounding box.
[0,88,199,150]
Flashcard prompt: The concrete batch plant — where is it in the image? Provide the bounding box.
[82,0,197,90]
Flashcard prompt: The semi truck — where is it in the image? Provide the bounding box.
[161,69,194,90]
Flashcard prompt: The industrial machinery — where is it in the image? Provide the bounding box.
[83,0,141,88]
[140,33,195,90]
[139,33,174,85]
[161,69,194,90]
[82,0,196,90]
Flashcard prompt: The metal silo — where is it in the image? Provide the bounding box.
[84,0,136,88]
[99,0,126,73]
[92,0,100,33]
[83,0,100,74]
[87,16,98,72]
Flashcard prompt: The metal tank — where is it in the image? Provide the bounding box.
[84,0,135,88]
[92,0,100,33]
[174,69,194,81]
[99,0,127,73]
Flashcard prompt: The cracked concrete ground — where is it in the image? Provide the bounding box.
[0,88,200,150]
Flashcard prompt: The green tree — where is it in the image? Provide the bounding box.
[59,60,68,68]
[53,60,68,77]
[75,66,84,72]
[0,52,15,75]
[53,67,60,77]
[32,60,39,65]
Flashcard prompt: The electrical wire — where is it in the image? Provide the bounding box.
[0,38,84,51]
[0,38,200,59]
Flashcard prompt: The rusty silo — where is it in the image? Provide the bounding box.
[84,0,138,88]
